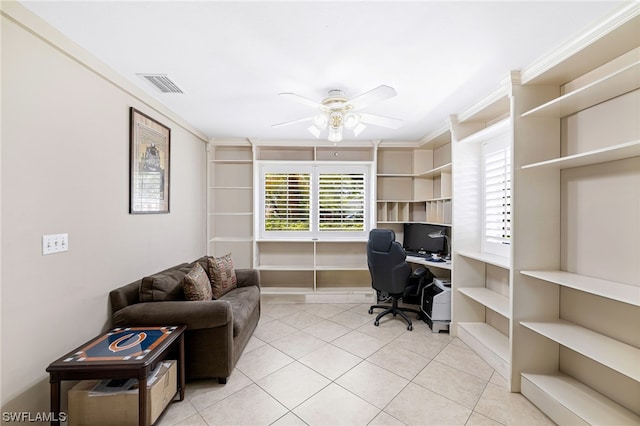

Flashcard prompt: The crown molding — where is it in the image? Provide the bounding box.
[520,2,640,85]
[243,138,379,148]
[456,85,510,124]
[377,140,423,148]
[418,121,451,148]
[208,138,253,146]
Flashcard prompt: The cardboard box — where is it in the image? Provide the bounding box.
[68,360,177,426]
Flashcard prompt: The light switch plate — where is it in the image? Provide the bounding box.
[42,233,68,255]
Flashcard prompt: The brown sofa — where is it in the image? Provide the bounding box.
[109,257,260,384]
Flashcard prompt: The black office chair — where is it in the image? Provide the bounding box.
[367,229,422,331]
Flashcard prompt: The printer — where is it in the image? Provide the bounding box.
[421,278,451,329]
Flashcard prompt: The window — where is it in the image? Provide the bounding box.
[264,173,311,231]
[482,136,511,257]
[258,163,371,239]
[318,173,365,232]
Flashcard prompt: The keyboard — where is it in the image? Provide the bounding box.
[406,251,446,262]
[405,250,429,258]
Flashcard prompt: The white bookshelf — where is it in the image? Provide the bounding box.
[207,143,254,268]
[377,132,453,226]
[512,6,640,422]
[451,89,514,383]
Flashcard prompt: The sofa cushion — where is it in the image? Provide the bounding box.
[219,285,260,337]
[183,263,213,301]
[208,253,237,299]
[139,265,191,302]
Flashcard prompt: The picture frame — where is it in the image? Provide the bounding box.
[129,107,171,214]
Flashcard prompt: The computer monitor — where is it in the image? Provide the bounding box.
[402,223,447,255]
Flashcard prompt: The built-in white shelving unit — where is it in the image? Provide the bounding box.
[250,143,374,302]
[449,14,640,425]
[509,5,640,423]
[451,89,513,381]
[376,127,454,284]
[376,129,453,228]
[207,143,254,268]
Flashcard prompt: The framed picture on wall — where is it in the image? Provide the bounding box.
[129,107,171,214]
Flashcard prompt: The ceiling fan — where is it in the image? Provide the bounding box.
[273,85,403,142]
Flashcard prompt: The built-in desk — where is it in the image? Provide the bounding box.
[406,255,452,271]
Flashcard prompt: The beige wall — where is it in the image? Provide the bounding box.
[1,4,207,413]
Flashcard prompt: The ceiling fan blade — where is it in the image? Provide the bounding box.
[358,113,403,129]
[279,93,323,109]
[347,85,397,110]
[271,116,314,128]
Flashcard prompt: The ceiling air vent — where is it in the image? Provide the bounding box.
[138,74,183,93]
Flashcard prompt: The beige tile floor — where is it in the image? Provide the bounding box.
[157,302,554,426]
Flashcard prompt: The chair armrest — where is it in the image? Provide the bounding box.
[112,300,232,330]
[236,269,260,288]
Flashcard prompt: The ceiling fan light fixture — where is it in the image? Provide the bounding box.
[275,85,401,143]
[343,113,360,129]
[328,126,342,142]
[307,125,321,139]
[312,114,328,130]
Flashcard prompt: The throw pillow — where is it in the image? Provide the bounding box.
[207,253,237,299]
[183,263,213,301]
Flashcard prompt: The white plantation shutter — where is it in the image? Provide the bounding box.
[318,173,365,232]
[483,138,511,256]
[264,173,311,232]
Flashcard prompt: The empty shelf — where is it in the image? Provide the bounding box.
[458,287,510,318]
[521,373,640,425]
[521,140,640,170]
[457,250,510,269]
[521,320,640,381]
[522,61,640,118]
[521,270,640,306]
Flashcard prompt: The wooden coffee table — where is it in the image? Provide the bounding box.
[46,325,186,426]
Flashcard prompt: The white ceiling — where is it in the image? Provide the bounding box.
[20,1,629,143]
